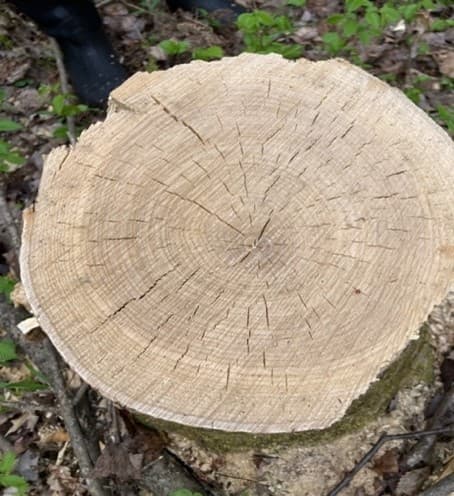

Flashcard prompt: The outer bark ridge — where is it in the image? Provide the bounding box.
[20,54,454,434]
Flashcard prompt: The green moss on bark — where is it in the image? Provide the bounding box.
[136,326,434,451]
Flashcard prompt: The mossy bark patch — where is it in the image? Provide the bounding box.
[136,325,434,451]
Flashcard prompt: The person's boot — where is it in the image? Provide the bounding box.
[10,0,128,107]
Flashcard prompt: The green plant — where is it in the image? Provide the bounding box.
[192,45,224,61]
[0,340,17,363]
[159,39,191,56]
[287,0,306,6]
[0,120,22,132]
[435,104,454,133]
[0,276,16,302]
[0,140,26,173]
[323,0,447,55]
[236,10,303,59]
[0,452,28,495]
[169,490,203,496]
[0,360,48,393]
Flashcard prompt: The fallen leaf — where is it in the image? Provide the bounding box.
[434,50,454,78]
[92,441,141,481]
[372,448,400,476]
[47,464,81,495]
[6,412,39,437]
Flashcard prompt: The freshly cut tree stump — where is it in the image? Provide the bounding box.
[21,54,454,435]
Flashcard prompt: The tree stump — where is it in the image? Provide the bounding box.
[20,54,454,441]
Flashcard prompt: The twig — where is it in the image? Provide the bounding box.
[326,426,454,496]
[403,384,454,470]
[0,399,57,414]
[50,39,77,146]
[420,473,454,496]
[72,382,90,407]
[0,300,108,496]
[95,0,115,7]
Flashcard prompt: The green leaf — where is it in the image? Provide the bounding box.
[192,46,224,61]
[287,0,306,6]
[159,39,190,56]
[0,276,15,301]
[436,104,454,133]
[342,16,359,37]
[253,10,275,26]
[0,377,48,392]
[380,4,401,25]
[322,32,345,54]
[421,0,435,9]
[274,43,303,59]
[0,89,6,104]
[399,4,419,22]
[51,94,66,116]
[327,13,344,24]
[0,120,22,132]
[0,340,17,363]
[346,0,367,12]
[404,87,422,104]
[431,19,454,31]
[0,473,29,495]
[0,452,17,475]
[364,10,381,29]
[53,125,69,139]
[357,27,375,44]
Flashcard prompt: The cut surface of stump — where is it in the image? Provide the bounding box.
[21,54,454,434]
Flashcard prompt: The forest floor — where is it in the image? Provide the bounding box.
[0,0,453,495]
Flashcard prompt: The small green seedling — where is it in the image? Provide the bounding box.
[435,104,454,134]
[0,452,28,496]
[236,10,303,59]
[323,0,448,55]
[159,39,191,57]
[0,120,22,132]
[0,141,26,173]
[287,0,306,6]
[0,276,15,302]
[0,339,17,364]
[192,46,224,61]
[169,490,203,496]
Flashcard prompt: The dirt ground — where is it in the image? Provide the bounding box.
[0,0,453,495]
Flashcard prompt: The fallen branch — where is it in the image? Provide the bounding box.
[0,299,108,496]
[326,426,454,496]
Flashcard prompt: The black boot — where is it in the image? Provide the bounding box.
[10,0,128,107]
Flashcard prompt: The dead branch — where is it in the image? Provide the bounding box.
[326,426,454,496]
[0,299,108,496]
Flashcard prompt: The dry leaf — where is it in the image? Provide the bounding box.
[372,448,400,476]
[6,412,39,436]
[47,464,81,495]
[434,50,454,78]
[92,441,141,481]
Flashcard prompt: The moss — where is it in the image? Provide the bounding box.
[136,325,434,451]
